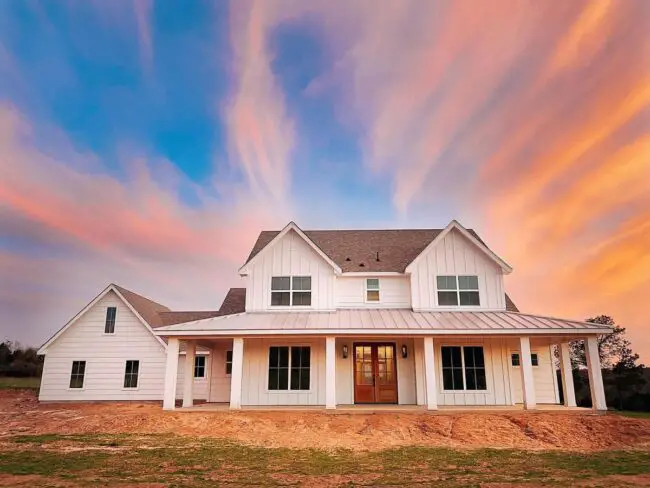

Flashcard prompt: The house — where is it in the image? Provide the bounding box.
[37,220,611,411]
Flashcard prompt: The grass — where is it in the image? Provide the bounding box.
[0,376,40,389]
[612,410,650,419]
[1,434,650,486]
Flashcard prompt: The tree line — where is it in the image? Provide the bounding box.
[0,341,43,377]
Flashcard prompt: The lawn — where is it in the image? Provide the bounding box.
[613,410,650,419]
[0,376,40,389]
[1,434,650,487]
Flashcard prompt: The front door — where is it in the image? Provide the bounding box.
[353,343,398,404]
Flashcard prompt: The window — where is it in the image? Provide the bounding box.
[123,360,139,388]
[69,361,86,389]
[268,346,310,391]
[366,279,380,302]
[436,275,480,306]
[271,276,311,306]
[194,356,206,379]
[104,306,117,334]
[225,350,233,375]
[511,352,539,367]
[441,346,486,391]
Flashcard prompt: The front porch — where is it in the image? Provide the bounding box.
[159,333,607,413]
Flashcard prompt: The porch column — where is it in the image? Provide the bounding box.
[163,337,180,410]
[182,340,196,408]
[585,336,607,411]
[558,342,576,407]
[423,337,438,410]
[325,336,336,409]
[229,337,244,409]
[519,336,536,409]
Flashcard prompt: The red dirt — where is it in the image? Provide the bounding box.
[2,390,650,451]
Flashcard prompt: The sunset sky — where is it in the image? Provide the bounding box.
[0,1,649,361]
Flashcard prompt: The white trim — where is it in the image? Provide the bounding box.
[155,328,612,337]
[38,284,167,354]
[423,337,437,410]
[342,272,403,277]
[229,338,244,409]
[519,336,536,409]
[405,220,513,274]
[325,337,336,409]
[163,338,180,410]
[239,221,342,276]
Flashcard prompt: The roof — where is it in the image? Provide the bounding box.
[157,288,246,326]
[505,294,519,313]
[245,228,481,273]
[153,309,612,336]
[113,284,170,328]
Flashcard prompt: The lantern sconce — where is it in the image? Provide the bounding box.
[401,344,408,359]
[342,344,349,359]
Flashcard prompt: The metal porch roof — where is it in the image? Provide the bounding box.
[153,309,611,336]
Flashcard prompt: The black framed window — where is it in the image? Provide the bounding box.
[194,356,206,378]
[104,306,117,334]
[531,353,539,367]
[69,360,86,389]
[436,275,480,306]
[268,346,310,390]
[225,350,233,375]
[463,346,486,390]
[511,352,539,367]
[124,360,139,388]
[442,346,486,391]
[271,276,311,306]
[441,346,464,390]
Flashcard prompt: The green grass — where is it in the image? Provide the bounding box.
[612,410,650,419]
[1,434,650,487]
[0,376,40,389]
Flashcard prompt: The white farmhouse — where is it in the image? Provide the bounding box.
[38,220,610,411]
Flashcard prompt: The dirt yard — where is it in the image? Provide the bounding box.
[2,389,650,451]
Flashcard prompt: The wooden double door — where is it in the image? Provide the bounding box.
[353,343,398,404]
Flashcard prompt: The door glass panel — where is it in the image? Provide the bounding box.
[355,345,374,385]
[376,346,395,385]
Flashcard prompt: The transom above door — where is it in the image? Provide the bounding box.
[353,343,398,404]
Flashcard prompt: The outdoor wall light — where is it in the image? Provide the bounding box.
[342,345,349,359]
[401,344,408,358]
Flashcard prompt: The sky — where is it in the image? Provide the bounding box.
[0,1,649,361]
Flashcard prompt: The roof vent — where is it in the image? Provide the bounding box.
[376,252,380,262]
[345,257,351,261]
[359,263,365,267]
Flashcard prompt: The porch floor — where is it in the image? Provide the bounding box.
[178,403,594,414]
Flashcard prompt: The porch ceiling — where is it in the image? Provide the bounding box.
[153,309,611,337]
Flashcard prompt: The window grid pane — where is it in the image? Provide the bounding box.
[366,279,379,290]
[194,356,206,378]
[271,291,291,306]
[438,291,459,306]
[366,290,380,302]
[124,360,139,388]
[268,346,290,390]
[271,276,291,290]
[292,276,311,291]
[105,307,116,334]
[69,360,86,389]
[292,291,312,306]
[441,346,464,390]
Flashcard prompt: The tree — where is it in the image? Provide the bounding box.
[569,316,633,368]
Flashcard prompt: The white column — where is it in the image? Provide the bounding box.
[519,336,537,409]
[585,336,607,411]
[229,338,244,409]
[423,337,438,410]
[414,338,426,406]
[325,337,336,409]
[182,341,196,408]
[558,342,576,407]
[163,337,180,410]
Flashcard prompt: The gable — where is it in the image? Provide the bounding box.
[38,285,167,354]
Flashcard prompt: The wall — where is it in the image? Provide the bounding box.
[410,229,506,310]
[174,345,233,402]
[335,337,417,405]
[39,291,167,401]
[245,229,336,312]
[509,342,560,404]
[241,338,326,406]
[336,276,411,308]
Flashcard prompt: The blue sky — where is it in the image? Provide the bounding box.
[0,1,649,360]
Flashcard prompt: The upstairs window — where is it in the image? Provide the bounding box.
[436,275,480,306]
[104,306,117,334]
[268,346,310,391]
[271,276,312,306]
[69,360,86,389]
[123,360,139,388]
[366,279,380,302]
[225,350,233,375]
[194,356,206,379]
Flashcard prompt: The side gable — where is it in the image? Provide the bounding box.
[38,284,167,354]
[239,222,342,276]
[405,220,512,274]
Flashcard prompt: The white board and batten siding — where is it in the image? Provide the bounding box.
[174,345,232,402]
[336,276,411,309]
[39,291,167,401]
[410,228,506,311]
[245,229,336,312]
[509,341,560,404]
